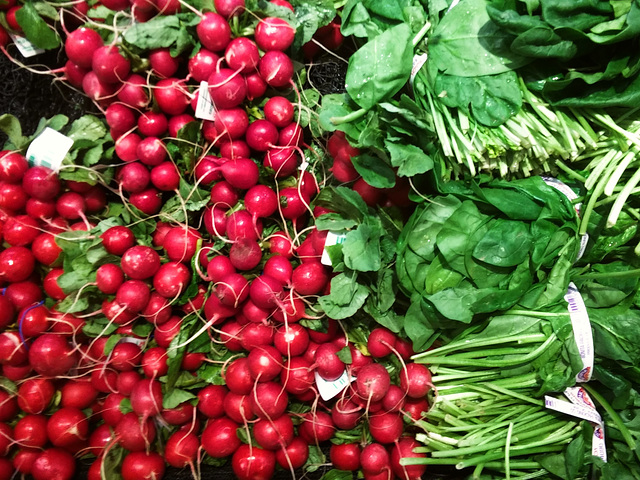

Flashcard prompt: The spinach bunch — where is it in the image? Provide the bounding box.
[397,176,581,346]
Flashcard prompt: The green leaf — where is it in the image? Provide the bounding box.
[57,271,95,294]
[385,141,434,177]
[162,388,197,409]
[319,273,369,319]
[66,115,108,143]
[15,2,60,49]
[315,213,357,231]
[123,15,184,50]
[290,0,336,50]
[343,224,382,272]
[472,219,533,267]
[0,114,28,149]
[336,346,353,364]
[0,377,17,396]
[319,469,355,480]
[101,445,125,480]
[351,154,396,188]
[345,23,413,110]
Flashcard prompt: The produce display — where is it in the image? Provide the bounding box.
[0,0,639,479]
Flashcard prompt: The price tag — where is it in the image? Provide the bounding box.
[9,33,44,58]
[321,231,347,266]
[195,81,216,121]
[565,283,594,383]
[315,370,354,401]
[544,395,602,424]
[26,127,73,172]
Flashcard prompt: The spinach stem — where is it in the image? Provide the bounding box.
[413,333,547,359]
[573,268,640,280]
[412,21,431,48]
[330,107,367,125]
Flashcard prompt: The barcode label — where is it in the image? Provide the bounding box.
[321,231,347,266]
[195,81,216,121]
[564,283,594,382]
[544,396,602,424]
[315,370,354,401]
[26,127,73,172]
[9,33,44,58]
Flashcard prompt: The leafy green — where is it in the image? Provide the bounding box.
[15,2,60,49]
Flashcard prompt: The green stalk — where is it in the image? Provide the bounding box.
[505,422,514,480]
[606,165,640,228]
[412,21,431,47]
[554,160,588,183]
[413,333,547,360]
[573,268,640,280]
[330,107,368,126]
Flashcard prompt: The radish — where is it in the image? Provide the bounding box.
[31,448,76,480]
[232,444,276,480]
[239,322,275,351]
[197,12,231,52]
[22,166,60,201]
[0,151,28,183]
[255,17,296,52]
[129,188,162,215]
[227,210,262,241]
[141,346,169,378]
[138,111,168,137]
[3,214,40,246]
[201,417,242,457]
[65,27,103,70]
[275,436,309,469]
[245,72,267,100]
[106,104,136,134]
[210,179,240,207]
[248,345,283,382]
[121,245,161,280]
[165,430,199,468]
[164,226,201,263]
[115,412,157,452]
[400,363,432,399]
[246,119,278,152]
[332,398,362,430]
[197,384,227,418]
[281,356,314,395]
[13,448,39,475]
[0,389,17,421]
[314,342,345,381]
[117,74,150,109]
[46,407,89,448]
[361,443,390,475]
[229,238,262,271]
[259,51,294,88]
[382,385,405,413]
[369,412,404,444]
[249,274,284,309]
[220,157,260,189]
[0,182,27,212]
[14,414,48,447]
[245,184,278,223]
[225,37,260,73]
[91,366,119,393]
[154,78,190,115]
[101,393,127,426]
[142,292,172,325]
[17,378,54,414]
[130,379,163,418]
[188,49,219,82]
[356,363,391,403]
[330,443,361,471]
[116,279,150,312]
[168,113,195,137]
[224,357,254,395]
[206,255,236,283]
[102,226,135,255]
[263,255,293,286]
[29,334,78,377]
[298,411,335,443]
[220,320,244,351]
[403,397,430,421]
[60,379,98,409]
[82,71,117,105]
[117,162,150,192]
[4,280,43,310]
[390,437,427,480]
[279,186,310,220]
[26,198,56,220]
[121,451,165,480]
[264,96,294,128]
[268,231,294,258]
[224,392,256,423]
[368,328,397,358]
[251,381,288,419]
[152,261,191,298]
[208,69,247,109]
[254,414,295,450]
[214,0,244,18]
[291,261,329,295]
[149,47,180,77]
[32,232,62,266]
[115,132,142,162]
[214,108,249,140]
[92,45,131,84]
[278,122,304,147]
[0,246,35,282]
[274,323,309,356]
[264,147,299,177]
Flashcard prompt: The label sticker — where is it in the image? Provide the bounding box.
[564,283,594,383]
[410,53,428,85]
[315,370,354,401]
[9,33,44,58]
[321,231,347,266]
[26,127,73,171]
[195,81,216,121]
[544,395,602,424]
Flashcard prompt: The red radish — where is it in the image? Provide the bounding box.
[92,45,131,84]
[82,71,117,105]
[395,338,414,360]
[153,261,191,298]
[4,280,43,310]
[229,238,262,271]
[264,147,299,177]
[25,198,55,220]
[121,451,165,480]
[130,379,163,418]
[263,255,292,286]
[270,0,293,9]
[403,397,430,421]
[197,12,231,51]
[356,363,391,402]
[368,327,397,358]
[369,412,404,444]
[246,119,278,152]
[136,138,166,167]
[155,0,181,14]
[149,48,180,77]
[361,443,390,475]
[248,345,282,382]
[85,185,107,213]
[0,181,27,211]
[224,392,256,423]
[162,401,196,425]
[281,356,314,395]
[202,417,241,457]
[197,384,227,418]
[121,245,161,279]
[354,178,384,206]
[214,108,249,140]
[60,380,98,409]
[220,157,260,190]
[31,448,75,480]
[101,226,135,255]
[154,78,190,115]
[382,385,405,413]
[400,363,432,399]
[210,179,240,207]
[264,97,294,128]
[31,232,62,266]
[115,132,142,162]
[259,51,294,88]
[206,255,236,283]
[239,322,275,351]
[275,436,308,469]
[129,188,162,215]
[245,185,278,222]
[46,407,89,447]
[29,334,77,377]
[251,382,288,419]
[291,261,329,295]
[299,411,335,443]
[164,226,201,262]
[279,122,304,147]
[13,448,39,475]
[188,49,219,82]
[255,17,296,52]
[268,231,294,258]
[14,414,48,447]
[225,37,260,73]
[274,324,309,356]
[101,393,127,426]
[106,104,136,134]
[249,274,284,309]
[138,111,168,136]
[332,398,362,430]
[65,27,103,70]
[0,151,28,183]
[91,366,119,393]
[390,437,427,480]
[117,74,150,109]
[242,299,273,324]
[220,320,244,351]
[214,0,244,17]
[141,346,169,378]
[168,113,195,137]
[314,342,345,381]
[115,279,150,312]
[115,412,156,452]
[0,246,35,283]
[0,389,17,421]
[224,357,253,395]
[245,72,267,100]
[110,341,142,371]
[17,378,54,414]
[208,69,247,109]
[195,156,222,185]
[117,162,149,193]
[232,444,276,480]
[227,210,262,241]
[165,430,199,468]
[3,215,40,246]
[22,166,60,201]
[95,263,124,295]
[254,414,295,450]
[214,272,248,308]
[141,292,172,325]
[279,186,310,220]
[330,443,361,471]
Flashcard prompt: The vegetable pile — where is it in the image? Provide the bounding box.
[0,0,639,479]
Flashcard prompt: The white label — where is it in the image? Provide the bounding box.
[592,424,607,462]
[577,233,589,261]
[26,127,73,171]
[195,81,216,121]
[564,283,594,382]
[410,53,428,85]
[315,370,354,401]
[8,33,44,58]
[117,336,146,347]
[298,160,309,172]
[544,395,602,424]
[321,231,347,266]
